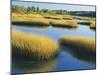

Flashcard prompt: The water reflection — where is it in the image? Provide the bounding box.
[61,46,96,64]
[90,28,96,32]
[12,59,57,74]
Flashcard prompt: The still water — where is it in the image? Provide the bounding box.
[12,24,96,74]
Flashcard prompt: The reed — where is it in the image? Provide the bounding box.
[12,13,50,26]
[50,19,77,28]
[12,30,59,60]
[42,14,62,19]
[59,36,96,54]
[61,15,72,20]
[43,14,72,20]
[12,17,50,26]
[12,13,43,18]
[90,20,96,29]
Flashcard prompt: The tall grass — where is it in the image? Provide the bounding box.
[12,13,78,28]
[12,13,43,18]
[43,14,61,20]
[12,30,59,60]
[12,17,50,26]
[50,19,77,28]
[43,14,72,20]
[59,36,96,54]
[90,20,96,29]
[12,13,50,26]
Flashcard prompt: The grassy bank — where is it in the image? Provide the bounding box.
[59,36,96,54]
[12,18,50,26]
[12,13,50,26]
[78,21,91,25]
[12,13,77,28]
[12,30,59,60]
[90,20,96,29]
[50,19,77,28]
[42,14,72,20]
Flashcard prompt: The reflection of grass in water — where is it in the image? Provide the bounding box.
[90,28,96,32]
[12,59,57,73]
[59,36,96,54]
[12,30,59,60]
[61,46,96,63]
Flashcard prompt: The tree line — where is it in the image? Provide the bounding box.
[12,5,96,17]
[12,5,69,15]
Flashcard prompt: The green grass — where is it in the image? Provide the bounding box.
[12,30,59,60]
[59,36,96,54]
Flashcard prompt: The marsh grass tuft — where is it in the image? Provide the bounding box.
[90,20,96,29]
[12,30,59,60]
[12,13,50,26]
[50,19,77,28]
[12,13,77,28]
[59,36,96,54]
[12,17,50,26]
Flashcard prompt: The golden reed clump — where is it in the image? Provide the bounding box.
[12,30,59,60]
[12,13,50,26]
[90,20,96,29]
[50,19,77,27]
[59,36,96,54]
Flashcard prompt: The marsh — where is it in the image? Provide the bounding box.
[12,23,96,74]
[12,1,96,74]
